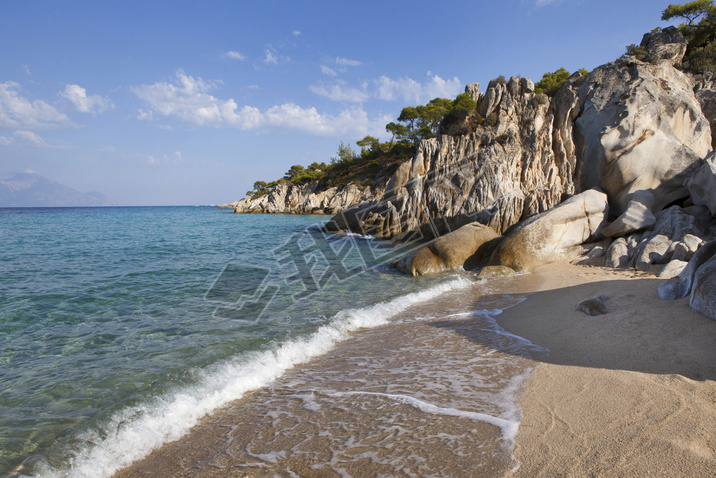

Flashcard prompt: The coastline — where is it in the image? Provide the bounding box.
[112,273,543,477]
[109,263,716,477]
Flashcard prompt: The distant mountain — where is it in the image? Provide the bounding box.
[0,172,116,207]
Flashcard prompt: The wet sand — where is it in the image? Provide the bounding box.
[114,274,544,477]
[113,263,716,477]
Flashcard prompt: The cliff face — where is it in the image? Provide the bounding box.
[325,27,715,240]
[324,75,583,239]
[225,181,379,215]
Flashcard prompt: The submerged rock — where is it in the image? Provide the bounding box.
[476,265,517,280]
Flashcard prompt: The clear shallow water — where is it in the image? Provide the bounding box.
[0,207,475,477]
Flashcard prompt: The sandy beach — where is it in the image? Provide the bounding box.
[496,263,716,477]
[112,263,716,477]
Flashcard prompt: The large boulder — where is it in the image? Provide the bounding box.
[601,190,656,238]
[690,255,716,320]
[575,29,712,215]
[687,150,716,215]
[490,189,609,272]
[639,26,687,66]
[658,239,716,300]
[605,237,630,268]
[691,73,716,149]
[623,206,708,272]
[394,222,501,276]
[658,238,716,321]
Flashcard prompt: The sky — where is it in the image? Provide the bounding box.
[0,0,684,206]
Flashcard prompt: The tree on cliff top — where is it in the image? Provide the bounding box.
[662,0,716,72]
[534,67,590,97]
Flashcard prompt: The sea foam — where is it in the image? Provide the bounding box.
[37,276,473,478]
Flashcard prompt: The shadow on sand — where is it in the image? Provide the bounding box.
[429,277,716,382]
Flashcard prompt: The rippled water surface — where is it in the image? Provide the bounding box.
[1,207,471,476]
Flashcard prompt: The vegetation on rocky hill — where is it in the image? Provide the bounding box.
[246,2,712,202]
[627,0,716,73]
[245,92,480,198]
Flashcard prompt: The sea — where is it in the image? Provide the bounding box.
[0,206,545,477]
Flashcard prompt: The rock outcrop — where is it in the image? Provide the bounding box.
[658,239,716,300]
[687,150,716,215]
[575,28,711,215]
[325,75,583,240]
[658,238,716,321]
[225,182,378,215]
[325,29,712,243]
[394,222,500,276]
[690,255,716,320]
[601,190,656,238]
[489,189,609,272]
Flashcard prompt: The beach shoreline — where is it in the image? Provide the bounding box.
[110,263,716,477]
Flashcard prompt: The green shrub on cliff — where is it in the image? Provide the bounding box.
[662,0,716,73]
[534,68,571,96]
[534,67,590,96]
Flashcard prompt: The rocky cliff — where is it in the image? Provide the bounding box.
[223,181,379,215]
[324,73,583,239]
[325,28,715,242]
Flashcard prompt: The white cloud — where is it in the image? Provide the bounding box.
[535,0,563,6]
[60,84,113,114]
[15,130,50,146]
[224,51,246,61]
[0,81,74,130]
[0,130,69,148]
[320,57,362,76]
[335,57,361,67]
[310,81,369,103]
[375,74,463,104]
[321,65,338,77]
[133,70,258,128]
[263,45,290,65]
[292,30,301,36]
[132,69,384,137]
[23,65,31,76]
[264,48,278,65]
[262,104,387,137]
[147,150,182,165]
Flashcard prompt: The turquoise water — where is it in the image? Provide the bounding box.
[0,207,461,477]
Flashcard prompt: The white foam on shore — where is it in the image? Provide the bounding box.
[332,391,520,445]
[36,276,473,478]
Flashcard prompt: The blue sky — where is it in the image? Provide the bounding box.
[1,0,682,205]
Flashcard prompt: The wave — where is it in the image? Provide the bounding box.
[36,276,473,478]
